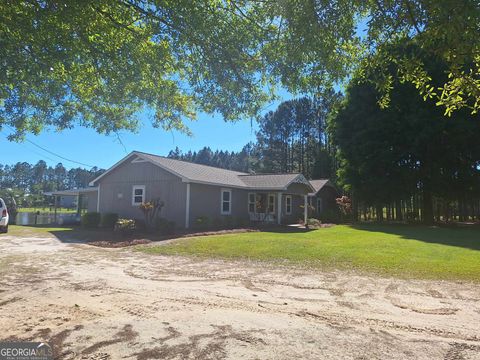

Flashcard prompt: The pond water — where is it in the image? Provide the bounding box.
[16,212,81,226]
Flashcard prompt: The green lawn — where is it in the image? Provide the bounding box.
[17,207,77,214]
[138,224,480,281]
[7,225,75,237]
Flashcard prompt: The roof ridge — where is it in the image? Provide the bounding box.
[135,150,249,174]
[238,173,301,177]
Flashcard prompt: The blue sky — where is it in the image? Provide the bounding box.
[2,98,285,170]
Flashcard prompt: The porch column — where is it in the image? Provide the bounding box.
[96,184,101,213]
[54,195,58,224]
[304,195,308,225]
[76,194,82,216]
[277,192,282,225]
[185,183,191,229]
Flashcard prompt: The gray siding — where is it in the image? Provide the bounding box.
[97,157,187,226]
[86,192,98,213]
[189,183,250,226]
[308,186,339,218]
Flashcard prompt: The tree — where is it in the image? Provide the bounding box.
[256,96,339,178]
[263,0,480,116]
[331,43,480,224]
[0,0,272,138]
[1,1,478,140]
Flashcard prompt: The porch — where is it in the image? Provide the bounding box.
[247,191,308,225]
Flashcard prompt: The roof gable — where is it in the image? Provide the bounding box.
[309,179,336,195]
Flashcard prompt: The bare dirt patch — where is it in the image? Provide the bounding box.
[0,233,479,359]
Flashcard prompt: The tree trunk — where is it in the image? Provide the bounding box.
[422,190,434,225]
[395,200,403,221]
[376,205,384,222]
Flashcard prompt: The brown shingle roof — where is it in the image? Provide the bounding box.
[91,151,315,192]
[139,152,249,188]
[239,173,305,190]
[309,179,334,195]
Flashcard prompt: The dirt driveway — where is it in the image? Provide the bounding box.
[0,234,479,360]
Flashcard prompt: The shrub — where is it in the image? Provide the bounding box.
[222,215,234,229]
[154,217,175,235]
[234,216,249,228]
[81,212,101,228]
[195,216,210,229]
[212,217,224,229]
[100,213,119,229]
[318,209,341,224]
[114,218,136,234]
[134,218,147,231]
[306,218,322,229]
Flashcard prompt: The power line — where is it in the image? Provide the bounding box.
[1,130,58,163]
[3,126,96,168]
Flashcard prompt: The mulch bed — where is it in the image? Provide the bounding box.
[88,228,260,248]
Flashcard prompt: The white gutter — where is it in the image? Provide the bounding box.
[185,183,191,229]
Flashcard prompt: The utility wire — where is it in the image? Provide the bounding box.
[1,130,58,164]
[4,125,96,168]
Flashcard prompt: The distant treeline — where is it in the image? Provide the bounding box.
[0,161,104,207]
[168,93,341,180]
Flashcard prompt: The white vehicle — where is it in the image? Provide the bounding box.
[0,198,9,233]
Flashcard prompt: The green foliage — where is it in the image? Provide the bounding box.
[306,218,322,229]
[2,1,478,138]
[195,216,211,229]
[154,217,175,235]
[100,213,119,229]
[114,218,136,234]
[331,42,480,224]
[0,1,272,138]
[81,212,101,228]
[256,94,341,178]
[139,198,164,230]
[266,1,480,115]
[318,209,341,224]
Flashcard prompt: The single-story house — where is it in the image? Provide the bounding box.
[58,151,338,228]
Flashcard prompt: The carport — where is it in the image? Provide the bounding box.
[44,187,98,223]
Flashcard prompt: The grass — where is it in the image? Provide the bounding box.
[137,224,480,281]
[17,207,77,214]
[7,225,75,237]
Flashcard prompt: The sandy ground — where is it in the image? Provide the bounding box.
[0,234,479,360]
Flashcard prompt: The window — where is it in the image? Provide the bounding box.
[317,198,323,213]
[248,193,256,213]
[132,185,145,206]
[268,194,275,214]
[285,195,292,215]
[221,189,232,214]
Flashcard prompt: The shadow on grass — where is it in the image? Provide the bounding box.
[350,223,480,251]
[46,224,314,245]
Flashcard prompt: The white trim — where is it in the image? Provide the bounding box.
[267,193,276,214]
[304,195,308,224]
[131,157,148,163]
[248,192,256,214]
[284,174,316,193]
[277,192,282,225]
[221,188,232,215]
[96,183,101,212]
[317,197,323,213]
[185,183,191,228]
[89,151,190,186]
[285,195,292,215]
[132,185,146,206]
[89,151,314,193]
